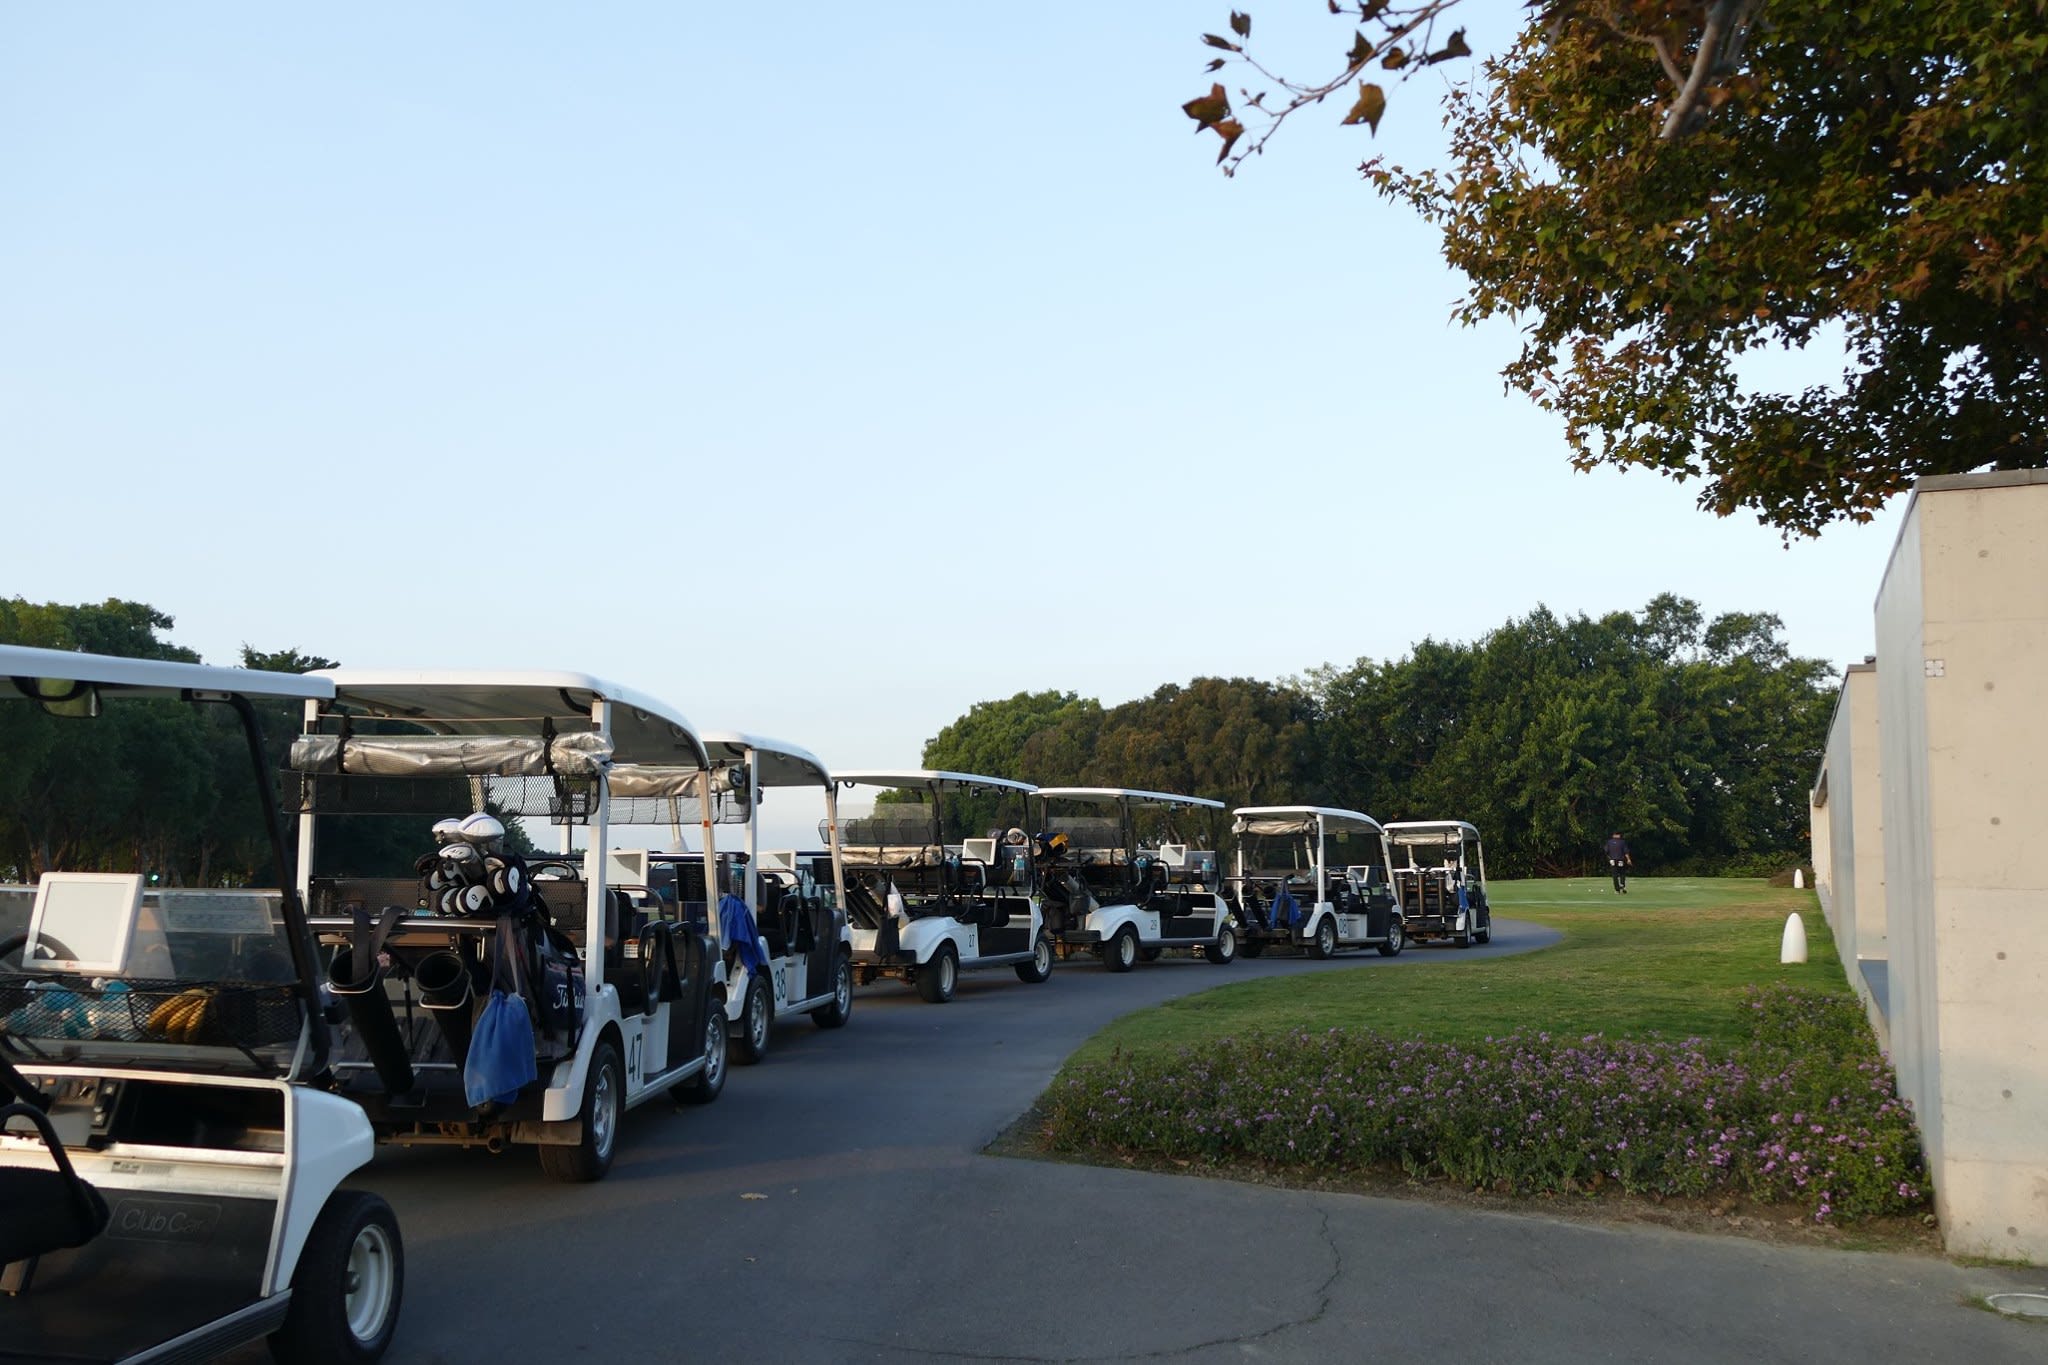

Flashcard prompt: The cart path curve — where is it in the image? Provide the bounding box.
[228,916,2041,1363]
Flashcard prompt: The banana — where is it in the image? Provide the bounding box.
[147,989,215,1041]
[172,993,214,1043]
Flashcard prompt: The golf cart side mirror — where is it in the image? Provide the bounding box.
[15,676,102,718]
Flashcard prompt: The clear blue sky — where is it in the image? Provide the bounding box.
[4,4,1901,843]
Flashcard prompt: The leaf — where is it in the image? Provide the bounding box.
[1182,83,1232,132]
[1381,46,1408,70]
[1341,81,1387,133]
[1206,57,1226,71]
[1201,33,1242,52]
[741,1192,768,1201]
[1229,10,1251,39]
[1328,0,1341,12]
[1348,30,1375,66]
[1425,29,1472,65]
[1215,118,1245,163]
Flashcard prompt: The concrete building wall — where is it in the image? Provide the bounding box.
[1876,470,2048,1263]
[1814,664,1886,1041]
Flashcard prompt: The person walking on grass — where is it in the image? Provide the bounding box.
[1604,832,1632,893]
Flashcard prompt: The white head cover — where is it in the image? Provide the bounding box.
[456,812,506,848]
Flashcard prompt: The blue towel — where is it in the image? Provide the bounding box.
[719,894,771,975]
[1271,883,1299,930]
[465,987,537,1106]
[1456,883,1470,914]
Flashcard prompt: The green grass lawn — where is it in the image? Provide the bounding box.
[1069,877,1845,1063]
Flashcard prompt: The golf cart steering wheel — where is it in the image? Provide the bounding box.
[0,933,77,975]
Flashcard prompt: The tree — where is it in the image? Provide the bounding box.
[1184,2,1762,174]
[1190,3,2048,535]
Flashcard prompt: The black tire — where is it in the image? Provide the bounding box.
[676,994,728,1105]
[268,1190,403,1365]
[810,951,853,1029]
[1103,926,1139,974]
[1014,931,1054,984]
[1240,937,1265,959]
[733,975,773,1065]
[1474,907,1492,945]
[1138,946,1164,963]
[539,1038,623,1182]
[1309,915,1338,960]
[1376,916,1406,958]
[1207,920,1238,966]
[915,944,958,1003]
[1376,916,1409,961]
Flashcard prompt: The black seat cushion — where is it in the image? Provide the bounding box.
[0,1102,109,1264]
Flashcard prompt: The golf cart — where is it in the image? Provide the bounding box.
[1033,787,1237,969]
[291,671,728,1183]
[0,645,403,1364]
[1383,820,1492,947]
[1226,806,1405,959]
[624,731,852,1064]
[830,771,1052,1003]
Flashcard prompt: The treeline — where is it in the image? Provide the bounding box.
[0,598,333,885]
[920,595,1833,877]
[6,594,1831,883]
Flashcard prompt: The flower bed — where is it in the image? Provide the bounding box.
[1042,985,1926,1223]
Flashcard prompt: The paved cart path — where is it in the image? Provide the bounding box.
[232,919,2043,1363]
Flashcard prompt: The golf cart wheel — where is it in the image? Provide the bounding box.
[268,1190,403,1365]
[1207,921,1238,967]
[1310,916,1338,960]
[1376,917,1405,958]
[811,951,854,1029]
[1475,910,1492,945]
[1239,937,1264,959]
[540,1038,623,1183]
[1015,931,1055,984]
[915,945,959,1003]
[1104,927,1139,974]
[734,976,773,1065]
[1138,946,1164,963]
[677,993,728,1105]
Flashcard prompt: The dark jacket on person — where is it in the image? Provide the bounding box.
[1604,835,1630,863]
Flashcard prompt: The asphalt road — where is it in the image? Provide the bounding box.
[237,920,2044,1363]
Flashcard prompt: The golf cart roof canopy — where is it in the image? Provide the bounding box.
[701,731,830,789]
[312,669,707,768]
[1,645,334,703]
[1035,787,1227,811]
[1383,820,1483,845]
[832,769,1037,796]
[1232,805,1386,837]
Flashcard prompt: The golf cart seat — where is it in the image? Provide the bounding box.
[0,1101,110,1270]
[755,877,791,956]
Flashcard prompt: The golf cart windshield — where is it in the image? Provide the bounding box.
[0,645,334,1079]
[1231,807,1389,891]
[828,771,1037,852]
[1,884,307,1075]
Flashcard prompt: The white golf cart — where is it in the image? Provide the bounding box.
[1227,806,1406,959]
[620,731,853,1065]
[0,645,404,1364]
[1033,787,1238,970]
[831,771,1053,1003]
[291,671,729,1183]
[1383,820,1492,948]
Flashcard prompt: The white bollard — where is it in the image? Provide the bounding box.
[1780,911,1808,965]
[1793,867,1805,889]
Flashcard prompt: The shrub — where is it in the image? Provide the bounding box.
[1043,985,1926,1224]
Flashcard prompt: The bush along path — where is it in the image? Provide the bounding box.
[1041,984,1927,1227]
